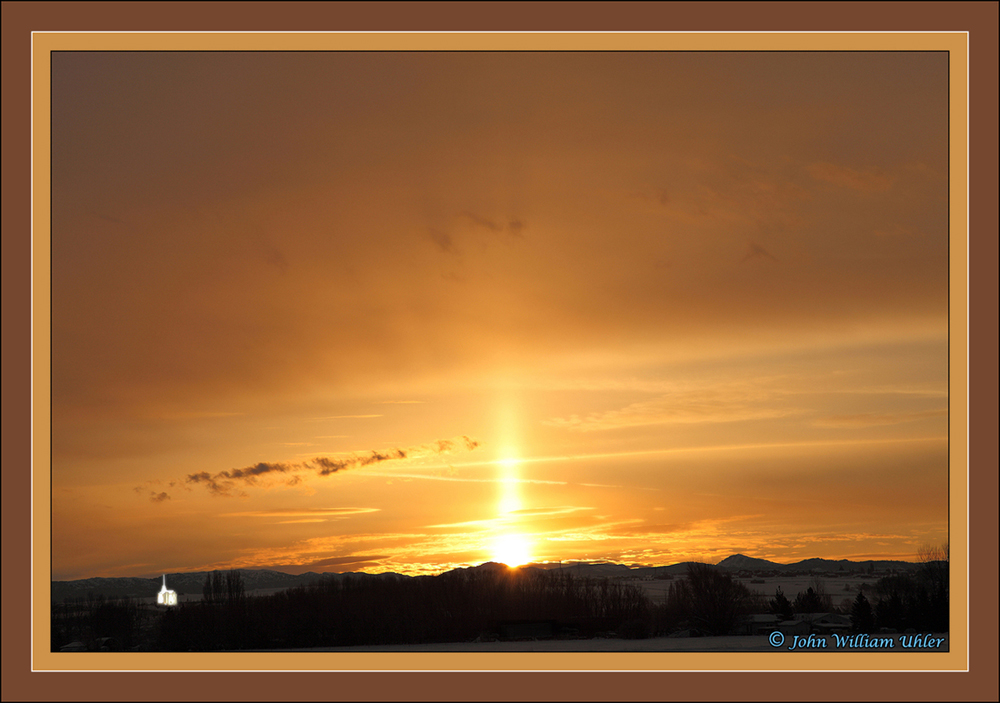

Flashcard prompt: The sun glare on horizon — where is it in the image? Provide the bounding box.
[492,533,533,567]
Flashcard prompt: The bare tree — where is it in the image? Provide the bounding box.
[225,569,246,606]
[917,543,949,564]
[203,571,225,604]
[682,562,752,635]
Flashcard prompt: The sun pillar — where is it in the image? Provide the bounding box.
[492,394,532,566]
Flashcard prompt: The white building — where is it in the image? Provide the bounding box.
[156,574,178,606]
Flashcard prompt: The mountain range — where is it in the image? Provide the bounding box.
[51,553,921,603]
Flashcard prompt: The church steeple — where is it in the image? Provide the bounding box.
[156,573,178,606]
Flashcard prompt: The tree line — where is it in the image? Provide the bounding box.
[846,553,949,634]
[52,549,949,651]
[158,566,651,650]
[50,593,148,651]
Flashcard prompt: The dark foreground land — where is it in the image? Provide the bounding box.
[52,559,948,653]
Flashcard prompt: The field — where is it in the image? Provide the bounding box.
[628,573,879,610]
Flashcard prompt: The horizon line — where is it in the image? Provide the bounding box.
[53,552,939,583]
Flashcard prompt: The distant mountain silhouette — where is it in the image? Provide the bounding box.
[718,556,916,573]
[51,555,921,603]
[50,569,383,603]
[715,554,781,570]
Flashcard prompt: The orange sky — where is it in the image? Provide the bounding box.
[50,51,949,581]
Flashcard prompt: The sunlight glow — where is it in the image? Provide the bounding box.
[498,494,522,514]
[492,533,533,567]
[498,456,521,470]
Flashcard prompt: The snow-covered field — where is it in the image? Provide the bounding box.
[630,574,880,608]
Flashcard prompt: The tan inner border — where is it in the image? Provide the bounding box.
[32,31,969,672]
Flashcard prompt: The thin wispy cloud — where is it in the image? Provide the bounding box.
[222,508,380,518]
[426,506,591,530]
[361,471,569,487]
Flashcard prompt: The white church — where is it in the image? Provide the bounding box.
[156,574,178,606]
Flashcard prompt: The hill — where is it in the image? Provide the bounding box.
[50,555,921,603]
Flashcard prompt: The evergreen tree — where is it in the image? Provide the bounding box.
[769,587,794,620]
[850,591,875,633]
[793,586,824,614]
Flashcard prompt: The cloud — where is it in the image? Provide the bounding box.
[221,461,295,481]
[312,414,383,420]
[607,522,694,536]
[461,212,526,236]
[743,241,778,262]
[305,555,392,569]
[133,481,175,502]
[427,228,455,253]
[314,449,406,476]
[431,436,480,453]
[426,505,591,530]
[363,471,568,487]
[461,211,503,232]
[509,506,589,517]
[186,470,242,496]
[428,213,526,257]
[180,436,481,496]
[222,508,380,518]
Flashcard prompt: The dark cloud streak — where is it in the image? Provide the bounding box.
[178,436,481,496]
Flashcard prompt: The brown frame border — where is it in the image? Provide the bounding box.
[4,2,997,701]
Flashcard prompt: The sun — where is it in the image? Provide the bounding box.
[493,533,533,567]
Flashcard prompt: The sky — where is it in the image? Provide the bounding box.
[49,50,950,581]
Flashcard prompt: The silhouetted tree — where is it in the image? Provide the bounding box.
[769,587,794,620]
[203,571,225,604]
[653,579,692,635]
[793,587,825,614]
[875,589,905,631]
[225,570,246,605]
[682,562,752,636]
[850,591,875,633]
[917,542,949,632]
